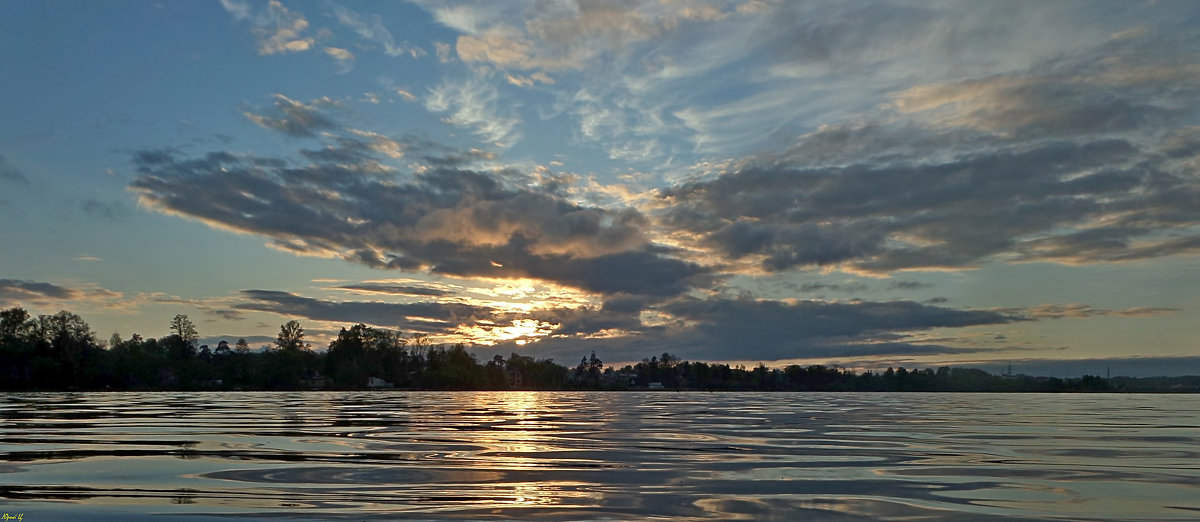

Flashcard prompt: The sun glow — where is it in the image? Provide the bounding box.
[457,317,559,346]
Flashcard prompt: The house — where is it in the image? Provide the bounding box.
[507,367,525,388]
[300,369,328,390]
[367,376,394,389]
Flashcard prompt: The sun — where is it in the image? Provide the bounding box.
[456,317,560,346]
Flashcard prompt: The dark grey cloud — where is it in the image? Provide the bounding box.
[336,283,449,298]
[798,282,869,294]
[1019,303,1179,320]
[662,131,1200,273]
[0,279,79,301]
[657,24,1200,274]
[789,279,928,295]
[519,296,1021,363]
[235,289,495,334]
[663,297,1019,343]
[904,25,1200,136]
[129,134,706,297]
[242,94,338,138]
[888,280,930,290]
[208,309,246,321]
[0,154,29,184]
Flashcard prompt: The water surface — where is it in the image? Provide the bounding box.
[1,392,1198,520]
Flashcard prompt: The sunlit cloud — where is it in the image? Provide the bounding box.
[9,0,1197,370]
[324,46,354,73]
[242,94,339,138]
[220,0,315,55]
[0,279,133,313]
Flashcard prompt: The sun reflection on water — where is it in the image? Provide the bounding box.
[2,392,1198,519]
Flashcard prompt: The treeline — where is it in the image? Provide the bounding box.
[0,308,563,391]
[1,307,1196,392]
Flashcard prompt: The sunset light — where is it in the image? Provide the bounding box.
[2,2,1199,519]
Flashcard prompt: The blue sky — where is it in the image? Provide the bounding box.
[2,0,1199,376]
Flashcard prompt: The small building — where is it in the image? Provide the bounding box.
[300,369,328,390]
[507,368,525,388]
[618,371,638,386]
[648,382,664,390]
[367,376,394,389]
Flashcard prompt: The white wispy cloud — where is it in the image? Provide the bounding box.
[218,0,251,20]
[425,76,521,147]
[330,2,424,58]
[324,46,355,73]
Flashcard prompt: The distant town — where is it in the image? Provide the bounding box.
[2,308,1197,393]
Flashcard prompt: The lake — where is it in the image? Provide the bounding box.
[0,392,1197,520]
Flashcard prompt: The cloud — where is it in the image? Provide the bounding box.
[425,76,521,146]
[660,124,1200,273]
[0,279,78,301]
[798,282,869,294]
[242,94,338,137]
[434,1,729,73]
[235,289,494,334]
[208,309,246,321]
[324,47,354,73]
[524,295,1019,363]
[665,297,1019,340]
[434,42,454,63]
[455,27,540,69]
[0,154,28,184]
[394,88,417,102]
[219,0,315,55]
[128,132,705,297]
[413,1,759,162]
[330,3,422,58]
[254,0,314,55]
[888,280,931,290]
[336,283,449,298]
[893,63,1197,139]
[1022,304,1179,320]
[218,0,251,20]
[0,279,128,311]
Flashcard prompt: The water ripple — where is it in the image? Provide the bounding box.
[0,391,1197,520]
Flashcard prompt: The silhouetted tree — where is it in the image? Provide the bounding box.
[165,315,198,361]
[0,307,31,340]
[170,314,198,344]
[275,320,306,351]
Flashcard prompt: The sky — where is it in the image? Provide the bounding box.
[2,0,1199,376]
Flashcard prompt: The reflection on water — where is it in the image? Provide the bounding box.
[1,392,1198,520]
